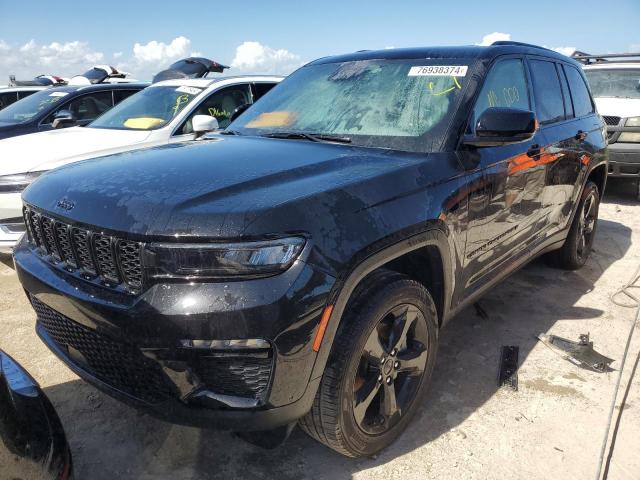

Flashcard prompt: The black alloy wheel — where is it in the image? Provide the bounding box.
[353,304,429,435]
[549,180,600,270]
[299,270,438,457]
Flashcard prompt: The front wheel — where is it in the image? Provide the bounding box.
[299,270,438,457]
[550,181,600,270]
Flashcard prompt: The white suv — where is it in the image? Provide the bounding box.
[0,75,282,252]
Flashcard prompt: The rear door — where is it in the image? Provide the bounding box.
[526,58,597,238]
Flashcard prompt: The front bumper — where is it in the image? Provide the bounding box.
[14,236,336,431]
[607,143,640,178]
[0,192,24,253]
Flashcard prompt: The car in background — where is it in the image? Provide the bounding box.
[576,52,640,198]
[14,41,607,457]
[0,349,72,479]
[0,66,146,141]
[0,74,281,252]
[0,75,68,111]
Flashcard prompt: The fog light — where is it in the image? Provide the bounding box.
[618,132,640,143]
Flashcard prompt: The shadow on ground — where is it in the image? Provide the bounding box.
[41,183,633,479]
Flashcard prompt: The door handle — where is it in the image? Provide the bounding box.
[527,144,541,158]
[575,130,588,141]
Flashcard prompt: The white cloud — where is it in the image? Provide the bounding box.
[0,36,303,83]
[231,41,302,75]
[476,32,511,46]
[0,39,105,81]
[132,36,191,63]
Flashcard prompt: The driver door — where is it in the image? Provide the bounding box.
[461,57,546,293]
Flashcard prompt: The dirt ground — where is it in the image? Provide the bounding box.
[1,179,639,480]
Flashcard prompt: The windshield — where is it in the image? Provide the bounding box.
[584,69,640,99]
[0,89,70,123]
[89,85,203,130]
[230,59,471,152]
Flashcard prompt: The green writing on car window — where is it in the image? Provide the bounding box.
[208,107,230,119]
[172,95,190,116]
[428,77,462,96]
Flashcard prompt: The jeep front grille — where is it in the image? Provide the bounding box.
[23,206,143,291]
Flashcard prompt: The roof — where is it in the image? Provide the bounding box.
[151,75,285,88]
[583,63,640,70]
[40,82,149,94]
[309,42,579,66]
[0,86,47,93]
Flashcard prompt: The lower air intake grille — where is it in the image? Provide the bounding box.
[194,355,272,399]
[30,295,172,404]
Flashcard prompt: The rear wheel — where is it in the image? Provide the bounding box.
[550,181,600,270]
[299,270,438,457]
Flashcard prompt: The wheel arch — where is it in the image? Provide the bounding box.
[309,227,454,382]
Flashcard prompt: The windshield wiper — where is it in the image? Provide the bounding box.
[262,132,351,144]
[219,129,243,136]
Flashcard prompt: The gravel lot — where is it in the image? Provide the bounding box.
[1,179,639,480]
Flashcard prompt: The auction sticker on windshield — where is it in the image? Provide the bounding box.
[49,92,69,97]
[176,86,202,95]
[408,66,468,76]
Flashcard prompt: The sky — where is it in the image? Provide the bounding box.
[0,0,639,82]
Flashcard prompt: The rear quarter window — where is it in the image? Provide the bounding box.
[564,65,595,118]
[529,59,565,124]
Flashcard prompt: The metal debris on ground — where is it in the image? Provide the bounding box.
[498,345,519,391]
[537,333,614,373]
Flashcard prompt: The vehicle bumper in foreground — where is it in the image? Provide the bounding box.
[14,236,336,431]
[607,143,640,178]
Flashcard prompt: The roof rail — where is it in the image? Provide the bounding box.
[491,40,554,52]
[571,51,640,65]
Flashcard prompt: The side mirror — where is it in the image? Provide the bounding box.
[192,115,219,136]
[51,110,76,129]
[229,103,251,123]
[463,108,537,147]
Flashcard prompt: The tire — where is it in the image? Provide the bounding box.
[549,181,600,270]
[299,269,438,457]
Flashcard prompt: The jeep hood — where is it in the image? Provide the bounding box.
[23,136,425,238]
[0,127,153,175]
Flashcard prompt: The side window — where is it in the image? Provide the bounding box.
[529,60,565,124]
[113,89,139,105]
[252,82,277,101]
[474,59,530,124]
[0,92,18,109]
[179,84,252,134]
[66,91,114,121]
[17,91,37,100]
[557,64,574,119]
[564,65,595,118]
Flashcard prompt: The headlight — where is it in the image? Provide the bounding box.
[625,116,640,127]
[618,132,640,143]
[146,237,305,278]
[0,171,44,193]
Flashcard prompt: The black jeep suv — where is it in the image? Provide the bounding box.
[14,42,607,457]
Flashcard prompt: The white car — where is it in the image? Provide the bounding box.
[0,75,283,252]
[576,52,640,198]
